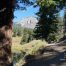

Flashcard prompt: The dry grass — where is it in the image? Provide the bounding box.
[12,37,48,66]
[12,37,48,54]
[12,36,22,53]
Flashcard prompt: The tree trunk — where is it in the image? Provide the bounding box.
[0,0,14,66]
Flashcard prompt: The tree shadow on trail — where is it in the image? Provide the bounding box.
[23,51,66,66]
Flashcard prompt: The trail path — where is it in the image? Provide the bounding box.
[23,40,66,66]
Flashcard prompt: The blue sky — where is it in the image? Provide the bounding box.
[13,6,39,22]
[13,6,64,22]
[59,9,64,17]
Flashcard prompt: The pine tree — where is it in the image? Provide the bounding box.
[34,0,66,43]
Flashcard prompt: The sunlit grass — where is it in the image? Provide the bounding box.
[12,38,48,53]
[12,37,48,66]
[21,40,48,55]
[12,36,22,53]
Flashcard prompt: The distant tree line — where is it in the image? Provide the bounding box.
[13,24,34,44]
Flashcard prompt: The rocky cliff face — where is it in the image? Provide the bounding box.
[15,17,38,29]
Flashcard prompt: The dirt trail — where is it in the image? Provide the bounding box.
[23,40,66,66]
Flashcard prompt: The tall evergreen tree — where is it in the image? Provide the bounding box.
[34,0,66,43]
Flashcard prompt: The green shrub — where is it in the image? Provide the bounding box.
[20,28,34,44]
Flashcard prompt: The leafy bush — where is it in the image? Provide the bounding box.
[25,40,48,55]
[20,28,34,44]
[13,40,48,66]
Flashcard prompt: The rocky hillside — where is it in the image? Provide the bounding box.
[15,17,38,29]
